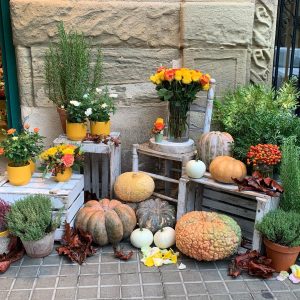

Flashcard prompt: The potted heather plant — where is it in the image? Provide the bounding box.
[0,199,11,255]
[6,195,61,258]
[255,209,300,272]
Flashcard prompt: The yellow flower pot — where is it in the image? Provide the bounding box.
[55,167,72,182]
[7,163,31,186]
[29,160,35,174]
[90,121,110,136]
[66,122,87,141]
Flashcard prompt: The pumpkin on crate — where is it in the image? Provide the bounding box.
[198,131,234,169]
[186,159,206,179]
[75,199,136,246]
[209,156,247,184]
[176,211,241,261]
[114,172,155,202]
[136,198,176,233]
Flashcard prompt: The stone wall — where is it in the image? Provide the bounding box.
[9,0,278,170]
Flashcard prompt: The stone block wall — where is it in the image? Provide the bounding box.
[9,0,278,170]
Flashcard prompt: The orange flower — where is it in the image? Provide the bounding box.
[200,74,211,86]
[164,69,175,81]
[33,128,39,133]
[24,123,30,129]
[62,154,74,168]
[0,148,4,155]
[156,66,167,73]
[155,122,165,131]
[7,128,16,135]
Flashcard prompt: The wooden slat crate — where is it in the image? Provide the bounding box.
[0,173,84,241]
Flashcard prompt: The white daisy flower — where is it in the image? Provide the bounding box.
[70,100,80,107]
[96,88,102,94]
[85,108,92,117]
[101,103,108,109]
[83,93,89,99]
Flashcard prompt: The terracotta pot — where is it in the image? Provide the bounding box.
[54,167,72,182]
[21,231,55,258]
[0,230,10,255]
[7,163,31,186]
[57,107,67,134]
[90,120,110,135]
[66,122,87,141]
[264,238,300,272]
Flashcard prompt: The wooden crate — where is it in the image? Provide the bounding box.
[0,173,84,241]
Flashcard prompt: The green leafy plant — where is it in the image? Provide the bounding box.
[6,195,61,241]
[44,22,103,108]
[213,79,300,161]
[279,136,300,212]
[66,99,91,123]
[255,209,300,247]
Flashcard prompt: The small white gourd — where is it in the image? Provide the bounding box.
[186,159,206,179]
[130,228,153,249]
[153,227,176,249]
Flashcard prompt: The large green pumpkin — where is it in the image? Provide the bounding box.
[75,199,136,246]
[176,211,241,261]
[136,198,176,233]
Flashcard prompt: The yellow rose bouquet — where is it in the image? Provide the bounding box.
[150,67,211,142]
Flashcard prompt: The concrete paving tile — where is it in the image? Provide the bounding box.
[180,270,202,282]
[35,276,57,288]
[140,264,159,273]
[100,286,121,298]
[225,281,249,293]
[294,291,300,298]
[60,264,79,275]
[0,267,19,278]
[86,254,100,264]
[61,256,76,265]
[0,291,8,299]
[100,263,119,274]
[266,280,289,291]
[284,279,300,291]
[42,255,61,265]
[31,289,54,300]
[166,297,186,300]
[121,285,142,298]
[205,282,228,294]
[185,282,206,295]
[0,278,14,290]
[78,274,98,286]
[231,294,254,300]
[21,256,42,266]
[164,283,185,296]
[120,262,138,273]
[246,280,269,293]
[273,292,297,300]
[80,264,98,275]
[101,253,119,263]
[8,290,31,300]
[143,284,164,297]
[200,269,222,281]
[162,271,181,282]
[100,274,120,286]
[187,296,209,300]
[57,276,78,288]
[39,266,59,276]
[251,292,275,299]
[18,266,39,277]
[77,287,98,299]
[209,295,231,300]
[160,264,179,271]
[12,277,35,289]
[55,288,76,299]
[196,261,216,270]
[215,259,231,269]
[120,273,139,285]
[142,272,161,284]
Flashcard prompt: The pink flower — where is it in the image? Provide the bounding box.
[62,154,74,168]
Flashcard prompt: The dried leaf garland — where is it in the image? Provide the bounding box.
[228,250,275,279]
[113,245,133,261]
[233,171,284,196]
[83,133,121,146]
[56,223,96,265]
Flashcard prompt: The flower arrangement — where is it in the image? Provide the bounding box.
[66,99,92,123]
[39,144,83,176]
[0,126,44,167]
[0,199,10,232]
[247,144,282,167]
[150,67,211,142]
[152,118,165,135]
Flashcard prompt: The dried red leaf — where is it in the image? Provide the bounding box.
[56,223,96,265]
[113,245,133,261]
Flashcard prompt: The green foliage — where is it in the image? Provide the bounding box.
[66,99,90,123]
[279,137,300,212]
[255,209,300,247]
[44,22,103,108]
[6,195,61,241]
[213,79,300,161]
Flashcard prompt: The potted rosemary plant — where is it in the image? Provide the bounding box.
[6,195,62,258]
[0,199,11,255]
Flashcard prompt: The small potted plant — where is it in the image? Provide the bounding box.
[151,118,165,143]
[40,144,83,182]
[247,144,281,178]
[255,209,300,272]
[6,195,61,258]
[88,87,116,136]
[66,99,92,141]
[0,199,11,255]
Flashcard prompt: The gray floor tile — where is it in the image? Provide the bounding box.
[142,272,161,284]
[160,264,179,271]
[31,289,54,300]
[294,291,300,298]
[57,276,78,288]
[55,288,76,300]
[180,270,202,282]
[0,278,14,290]
[196,261,216,270]
[80,264,98,275]
[205,282,228,294]
[39,266,59,276]
[42,255,61,265]
[246,280,269,293]
[60,264,79,275]
[100,286,121,298]
[185,282,206,295]
[35,276,57,288]
[100,274,120,286]
[0,267,19,278]
[164,283,185,296]
[143,284,164,297]
[187,296,209,300]
[219,269,237,281]
[140,264,159,273]
[77,287,98,299]
[8,290,31,300]
[120,262,138,273]
[166,297,186,300]
[121,285,142,298]
[120,273,139,285]
[78,275,98,286]
[215,259,231,269]
[210,295,231,300]
[251,292,275,299]
[162,271,181,282]
[225,281,249,293]
[200,269,222,281]
[21,256,42,266]
[231,293,254,300]
[0,291,8,299]
[100,263,119,274]
[266,280,290,291]
[12,277,35,289]
[273,291,297,300]
[86,254,100,264]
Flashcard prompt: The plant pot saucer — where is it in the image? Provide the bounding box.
[149,138,194,154]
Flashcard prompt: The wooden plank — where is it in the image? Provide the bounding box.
[91,154,100,198]
[110,144,121,198]
[187,182,196,212]
[84,153,91,192]
[141,172,179,184]
[152,192,178,203]
[164,160,172,196]
[102,153,109,198]
[195,185,203,211]
[177,178,188,220]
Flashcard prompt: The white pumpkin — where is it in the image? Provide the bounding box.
[130,228,153,249]
[154,227,176,249]
[186,160,206,179]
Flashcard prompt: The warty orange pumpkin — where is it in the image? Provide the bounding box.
[75,199,136,246]
[209,155,247,183]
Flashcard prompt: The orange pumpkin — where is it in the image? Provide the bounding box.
[209,156,247,183]
[75,199,136,246]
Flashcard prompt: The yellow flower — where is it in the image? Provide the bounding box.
[203,83,210,91]
[144,257,154,267]
[170,254,178,264]
[175,70,182,81]
[46,147,57,157]
[63,148,74,155]
[158,71,165,81]
[182,75,192,84]
[150,75,157,84]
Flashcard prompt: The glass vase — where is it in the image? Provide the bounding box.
[253,164,274,178]
[167,100,190,143]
